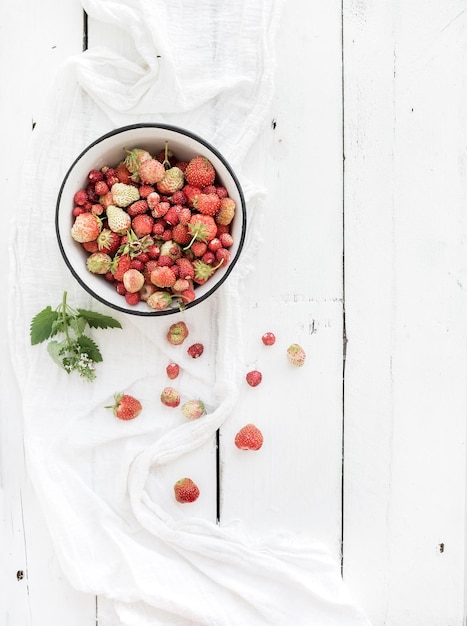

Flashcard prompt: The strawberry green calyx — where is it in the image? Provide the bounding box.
[193,258,224,282]
[118,229,154,258]
[124,148,152,175]
[86,251,112,274]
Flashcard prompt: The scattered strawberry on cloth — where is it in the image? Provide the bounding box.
[8,0,372,624]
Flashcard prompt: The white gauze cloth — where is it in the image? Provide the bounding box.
[9,0,371,624]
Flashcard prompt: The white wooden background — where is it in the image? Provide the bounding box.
[1,0,467,624]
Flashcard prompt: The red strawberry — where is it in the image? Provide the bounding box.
[71,212,101,243]
[88,169,104,183]
[261,332,276,346]
[183,184,202,207]
[150,265,176,288]
[132,213,154,238]
[167,321,189,345]
[94,180,110,196]
[246,370,262,387]
[180,288,196,304]
[193,192,221,217]
[106,393,142,420]
[127,199,149,216]
[166,362,180,379]
[97,228,121,256]
[160,386,181,408]
[174,477,200,503]
[184,156,216,188]
[125,291,141,306]
[115,162,133,184]
[287,343,306,367]
[234,424,264,450]
[112,254,132,281]
[73,189,88,206]
[185,214,217,249]
[82,240,99,253]
[219,232,233,248]
[172,223,191,246]
[176,258,195,280]
[187,342,204,359]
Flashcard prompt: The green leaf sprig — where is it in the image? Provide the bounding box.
[30,291,122,382]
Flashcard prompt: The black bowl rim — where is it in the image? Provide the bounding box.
[56,123,247,316]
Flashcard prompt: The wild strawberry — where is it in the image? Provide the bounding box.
[287,343,306,367]
[146,291,172,310]
[71,212,101,243]
[115,281,126,295]
[138,158,166,184]
[73,206,85,217]
[174,477,200,503]
[106,393,142,421]
[139,283,156,301]
[94,180,110,196]
[182,184,202,206]
[261,332,276,346]
[97,229,121,256]
[187,342,204,358]
[172,278,190,293]
[147,191,162,209]
[167,321,189,345]
[234,424,264,450]
[185,215,217,251]
[215,248,231,265]
[160,386,181,408]
[147,244,161,260]
[180,288,196,304]
[106,205,131,234]
[157,167,185,195]
[82,240,99,253]
[112,254,132,281]
[127,199,149,216]
[150,266,176,288]
[91,203,104,216]
[73,189,88,206]
[132,213,154,238]
[130,258,144,271]
[175,161,188,172]
[125,291,141,306]
[184,156,216,188]
[88,169,104,183]
[156,255,173,267]
[86,183,100,203]
[151,201,170,219]
[123,268,145,293]
[216,186,228,199]
[176,258,195,280]
[115,162,133,184]
[202,185,217,195]
[111,182,140,208]
[219,232,233,248]
[124,148,152,174]
[201,251,215,265]
[172,223,191,246]
[191,241,208,258]
[152,221,166,237]
[246,370,262,387]
[166,362,180,380]
[208,237,222,252]
[171,190,187,205]
[139,184,155,198]
[100,191,114,209]
[86,252,112,274]
[181,400,206,420]
[216,197,236,226]
[161,228,173,241]
[193,192,221,217]
[178,206,192,225]
[159,241,182,261]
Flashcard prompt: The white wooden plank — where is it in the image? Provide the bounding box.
[219,0,344,561]
[1,0,96,624]
[343,1,467,623]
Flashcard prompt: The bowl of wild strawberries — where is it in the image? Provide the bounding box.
[56,124,246,315]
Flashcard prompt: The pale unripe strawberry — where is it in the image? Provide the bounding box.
[160,386,181,408]
[124,148,152,174]
[111,182,140,207]
[138,158,166,184]
[157,167,185,195]
[146,291,172,310]
[181,400,205,420]
[123,268,145,293]
[86,252,112,274]
[287,343,306,367]
[71,212,101,243]
[106,205,131,234]
[216,197,236,225]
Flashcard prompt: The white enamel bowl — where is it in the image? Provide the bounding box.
[56,124,246,316]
